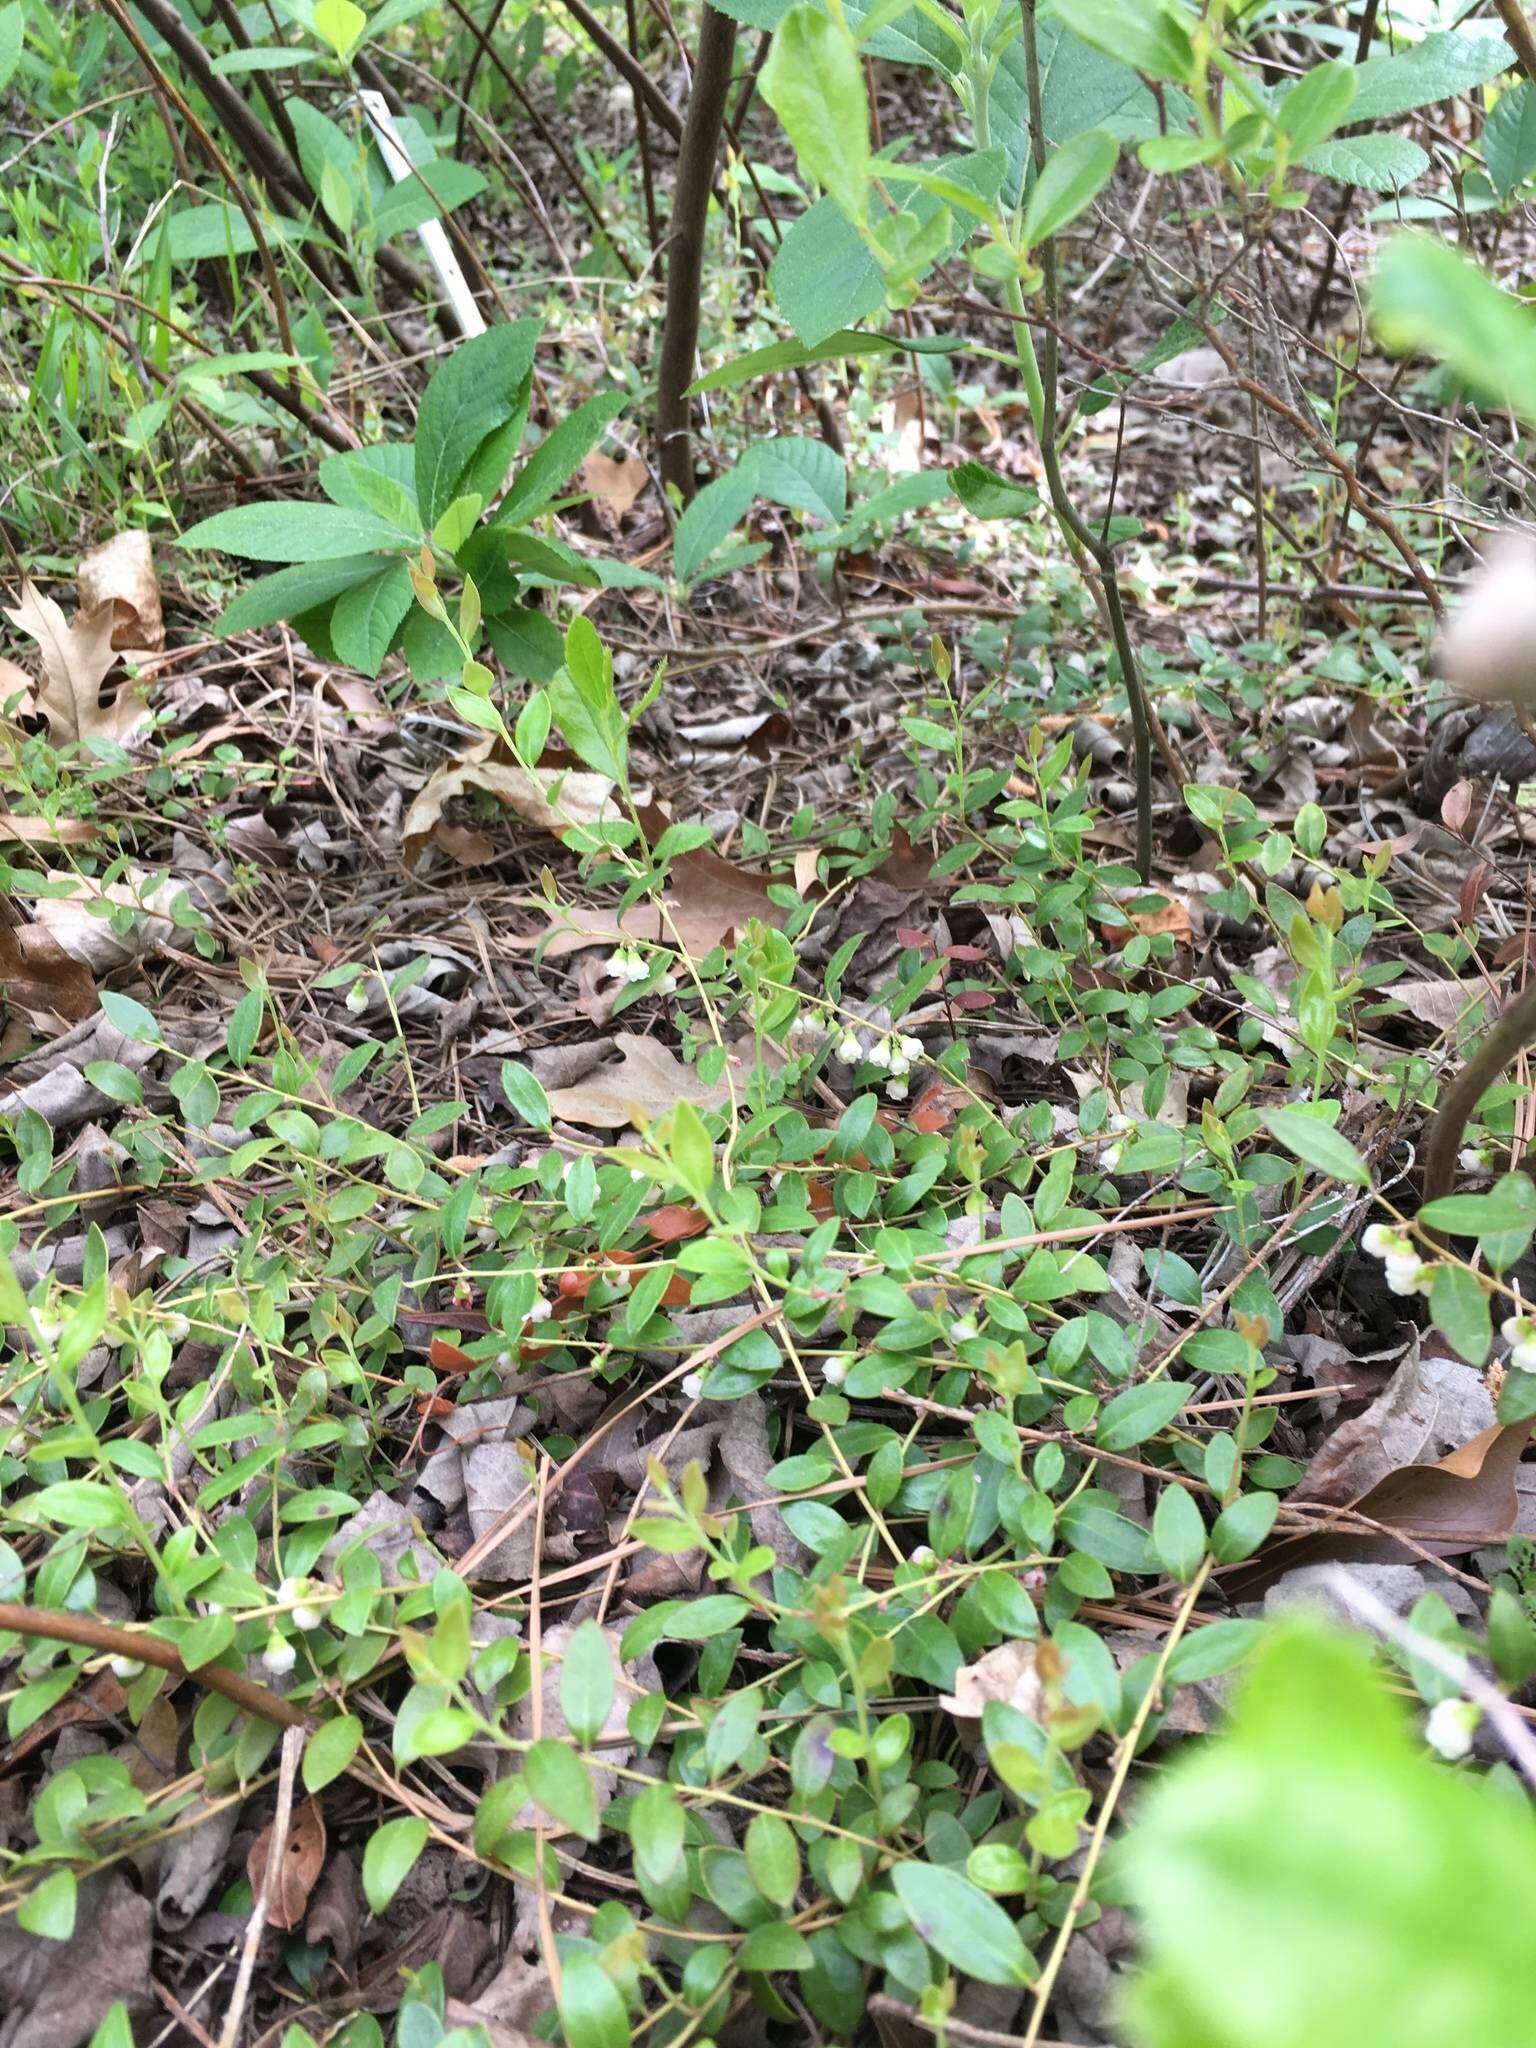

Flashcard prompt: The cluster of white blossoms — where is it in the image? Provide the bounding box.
[1425,1696,1480,1761]
[1097,1112,1134,1174]
[601,946,676,993]
[837,1030,924,1100]
[1362,1223,1437,1298]
[1503,1312,1536,1372]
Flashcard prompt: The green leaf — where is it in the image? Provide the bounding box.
[212,556,389,637]
[17,1867,76,1941]
[1096,1380,1193,1452]
[1485,81,1536,196]
[1021,128,1117,249]
[950,460,1039,519]
[744,1811,801,1908]
[665,1099,715,1203]
[368,160,488,244]
[1275,60,1356,153]
[1261,1107,1369,1186]
[525,1736,600,1839]
[559,1619,616,1747]
[1300,133,1429,190]
[1044,0,1193,84]
[1429,1260,1492,1366]
[557,1951,631,2048]
[762,5,871,223]
[99,991,161,1043]
[549,615,627,778]
[1373,236,1536,426]
[362,1815,428,1911]
[738,1922,814,1970]
[0,6,23,95]
[674,466,761,582]
[770,149,1001,343]
[304,1714,364,1792]
[688,329,912,394]
[1419,1176,1536,1236]
[892,1861,1037,1986]
[752,438,847,524]
[501,1059,552,1130]
[314,0,366,55]
[180,503,410,564]
[499,391,628,525]
[1349,28,1511,124]
[1123,1617,1536,2047]
[1153,1482,1208,1583]
[153,203,314,266]
[319,443,419,523]
[1209,1489,1279,1564]
[330,560,413,677]
[415,320,541,527]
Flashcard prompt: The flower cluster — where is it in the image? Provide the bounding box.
[837,1030,924,1100]
[600,946,678,994]
[1097,1111,1133,1173]
[1362,1223,1436,1298]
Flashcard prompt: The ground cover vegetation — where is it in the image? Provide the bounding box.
[5,0,1536,2042]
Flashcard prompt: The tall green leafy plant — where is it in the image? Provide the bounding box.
[178,322,634,683]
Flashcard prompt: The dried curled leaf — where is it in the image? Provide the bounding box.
[544,1031,731,1130]
[403,738,618,867]
[76,530,164,652]
[3,581,149,746]
[247,1796,327,1931]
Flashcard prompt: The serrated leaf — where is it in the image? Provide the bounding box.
[415,321,541,527]
[330,560,413,676]
[1301,133,1429,190]
[180,502,411,564]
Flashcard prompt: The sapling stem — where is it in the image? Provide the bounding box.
[1421,977,1536,1238]
[1016,0,1156,884]
[0,1602,309,1728]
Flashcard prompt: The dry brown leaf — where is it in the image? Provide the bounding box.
[0,657,33,718]
[544,1031,731,1129]
[583,449,647,520]
[76,531,163,651]
[247,1795,327,1931]
[1225,1417,1536,1598]
[0,815,99,846]
[937,1640,1043,1751]
[0,1669,126,1773]
[526,830,784,963]
[1294,1342,1493,1506]
[31,871,185,973]
[322,673,394,737]
[0,911,96,1029]
[3,581,149,747]
[404,738,617,867]
[0,1873,152,2048]
[1386,977,1489,1036]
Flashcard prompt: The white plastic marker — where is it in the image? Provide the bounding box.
[355,89,486,337]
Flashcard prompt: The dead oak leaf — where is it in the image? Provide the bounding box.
[525,835,785,963]
[247,1795,327,1931]
[1224,1417,1536,1599]
[583,449,647,521]
[76,531,163,652]
[0,908,96,1029]
[545,1031,731,1129]
[4,581,149,747]
[403,738,618,867]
